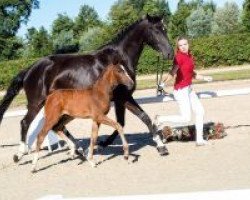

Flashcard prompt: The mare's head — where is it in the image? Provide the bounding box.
[142,14,174,59]
[106,64,134,90]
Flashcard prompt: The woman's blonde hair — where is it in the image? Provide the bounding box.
[175,35,191,53]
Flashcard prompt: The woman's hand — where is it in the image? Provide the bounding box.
[203,75,213,82]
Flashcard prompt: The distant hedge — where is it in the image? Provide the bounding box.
[0,33,250,89]
[192,33,250,67]
[137,33,250,74]
[0,58,38,90]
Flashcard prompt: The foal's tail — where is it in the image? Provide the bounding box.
[0,67,30,124]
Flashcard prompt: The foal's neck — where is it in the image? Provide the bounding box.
[93,71,115,100]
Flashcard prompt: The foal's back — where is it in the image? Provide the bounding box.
[46,87,109,120]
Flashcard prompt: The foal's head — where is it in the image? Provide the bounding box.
[105,64,134,90]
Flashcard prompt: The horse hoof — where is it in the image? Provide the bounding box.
[89,161,97,168]
[157,146,169,156]
[13,154,19,163]
[124,155,129,160]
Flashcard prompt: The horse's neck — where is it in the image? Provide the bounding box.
[115,26,145,72]
[93,74,113,102]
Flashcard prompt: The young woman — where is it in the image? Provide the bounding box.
[155,36,212,146]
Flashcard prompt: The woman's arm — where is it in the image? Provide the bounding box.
[162,64,179,85]
[193,71,213,82]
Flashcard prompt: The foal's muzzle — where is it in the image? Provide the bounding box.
[126,80,134,90]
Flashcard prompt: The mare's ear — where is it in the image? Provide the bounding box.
[142,13,151,21]
[142,13,152,21]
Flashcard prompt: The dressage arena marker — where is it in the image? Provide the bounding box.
[37,189,250,200]
[2,87,250,150]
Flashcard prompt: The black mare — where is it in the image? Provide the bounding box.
[0,15,173,160]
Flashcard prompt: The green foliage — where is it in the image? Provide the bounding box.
[242,0,250,31]
[192,33,250,67]
[51,13,74,37]
[138,33,250,74]
[52,30,78,54]
[169,1,191,39]
[0,33,250,89]
[0,0,39,37]
[186,7,213,38]
[74,5,102,39]
[0,0,39,60]
[23,26,53,57]
[79,27,105,53]
[211,2,240,35]
[0,36,23,60]
[137,47,172,74]
[0,58,38,90]
[108,0,171,33]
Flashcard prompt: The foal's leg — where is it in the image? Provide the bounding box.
[32,109,61,172]
[97,115,129,160]
[87,121,100,167]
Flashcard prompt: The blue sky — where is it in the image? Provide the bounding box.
[17,0,244,37]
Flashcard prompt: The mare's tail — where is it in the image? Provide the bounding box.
[0,68,30,124]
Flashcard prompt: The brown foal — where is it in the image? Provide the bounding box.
[31,64,134,172]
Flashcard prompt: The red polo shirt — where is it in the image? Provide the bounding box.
[174,51,195,90]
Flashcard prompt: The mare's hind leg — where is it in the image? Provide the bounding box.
[14,106,40,163]
[97,115,129,160]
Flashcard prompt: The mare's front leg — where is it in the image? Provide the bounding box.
[124,95,169,156]
[97,115,129,160]
[98,99,125,147]
[52,115,78,150]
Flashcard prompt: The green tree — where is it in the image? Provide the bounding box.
[74,5,101,39]
[24,26,52,57]
[211,2,240,35]
[51,13,74,37]
[186,6,213,38]
[52,30,78,54]
[108,0,171,34]
[0,0,39,60]
[169,0,216,39]
[169,0,191,39]
[79,27,105,53]
[108,0,138,31]
[0,0,39,37]
[242,0,250,31]
[142,0,171,24]
[0,36,23,60]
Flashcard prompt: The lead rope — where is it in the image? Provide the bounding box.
[156,54,165,96]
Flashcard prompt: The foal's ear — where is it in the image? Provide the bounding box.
[112,58,119,65]
[112,53,122,65]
